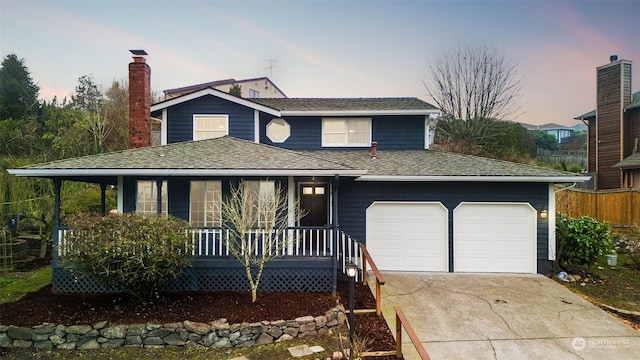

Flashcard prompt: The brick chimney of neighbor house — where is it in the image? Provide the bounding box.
[129,50,151,149]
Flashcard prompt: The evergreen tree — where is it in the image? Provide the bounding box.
[0,54,40,121]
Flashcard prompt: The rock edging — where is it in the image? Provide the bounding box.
[0,305,346,350]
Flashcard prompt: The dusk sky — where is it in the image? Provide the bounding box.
[1,0,639,126]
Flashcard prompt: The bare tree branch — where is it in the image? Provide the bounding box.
[424,43,524,121]
[222,180,307,302]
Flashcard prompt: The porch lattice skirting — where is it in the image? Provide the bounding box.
[52,258,334,294]
[53,228,363,294]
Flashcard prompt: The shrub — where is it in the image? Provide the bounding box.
[556,212,612,266]
[61,213,193,301]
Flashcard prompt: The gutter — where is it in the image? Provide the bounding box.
[355,175,592,183]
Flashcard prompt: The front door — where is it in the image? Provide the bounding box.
[299,184,328,254]
[300,184,328,227]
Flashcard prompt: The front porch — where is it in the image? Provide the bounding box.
[53,226,364,294]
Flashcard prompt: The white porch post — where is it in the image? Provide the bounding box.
[117,176,123,213]
[287,176,295,255]
[548,183,557,261]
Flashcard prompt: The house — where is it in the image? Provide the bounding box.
[574,55,640,189]
[163,77,286,100]
[9,52,589,294]
[520,122,576,144]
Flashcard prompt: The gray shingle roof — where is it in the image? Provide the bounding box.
[301,149,581,178]
[15,137,358,172]
[11,137,587,182]
[251,98,437,112]
[614,152,640,169]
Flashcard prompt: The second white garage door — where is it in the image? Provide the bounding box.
[454,202,536,273]
[366,202,448,272]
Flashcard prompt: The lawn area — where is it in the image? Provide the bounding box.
[562,253,640,313]
[0,266,51,303]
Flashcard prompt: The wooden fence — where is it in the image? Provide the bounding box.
[556,188,640,231]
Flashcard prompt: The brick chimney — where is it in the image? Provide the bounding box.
[128,50,151,149]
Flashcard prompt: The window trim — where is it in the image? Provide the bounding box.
[321,117,372,147]
[266,118,291,143]
[193,114,229,141]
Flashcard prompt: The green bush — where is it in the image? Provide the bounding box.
[556,212,612,266]
[61,213,193,301]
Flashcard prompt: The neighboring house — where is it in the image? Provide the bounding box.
[9,52,588,294]
[520,122,575,144]
[575,55,640,189]
[163,77,287,100]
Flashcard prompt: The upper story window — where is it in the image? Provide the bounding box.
[190,181,222,227]
[322,118,371,147]
[194,114,229,140]
[249,89,260,98]
[136,180,167,217]
[266,118,290,143]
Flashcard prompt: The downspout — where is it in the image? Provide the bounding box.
[331,174,339,296]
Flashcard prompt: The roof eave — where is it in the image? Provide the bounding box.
[151,88,281,116]
[355,175,592,183]
[281,109,441,116]
[8,169,366,177]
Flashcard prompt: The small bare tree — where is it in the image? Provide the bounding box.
[424,43,524,121]
[222,180,306,302]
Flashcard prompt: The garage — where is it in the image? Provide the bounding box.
[366,202,448,272]
[453,202,536,273]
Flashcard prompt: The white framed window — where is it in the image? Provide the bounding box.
[136,180,167,217]
[190,181,222,227]
[193,114,229,140]
[266,118,290,143]
[249,89,260,98]
[322,118,371,147]
[243,181,276,227]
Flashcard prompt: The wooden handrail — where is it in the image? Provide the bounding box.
[359,244,385,316]
[394,306,431,360]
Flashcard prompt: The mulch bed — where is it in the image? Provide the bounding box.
[0,273,397,357]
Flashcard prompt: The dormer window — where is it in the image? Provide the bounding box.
[194,114,229,140]
[322,118,371,147]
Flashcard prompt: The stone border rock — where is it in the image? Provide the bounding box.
[0,305,346,350]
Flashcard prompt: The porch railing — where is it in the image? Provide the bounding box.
[189,226,334,257]
[57,226,364,281]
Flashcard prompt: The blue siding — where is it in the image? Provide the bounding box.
[167,95,255,143]
[336,180,551,274]
[259,114,322,149]
[260,114,425,150]
[372,116,425,149]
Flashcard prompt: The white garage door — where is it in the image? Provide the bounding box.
[366,202,448,272]
[454,202,536,273]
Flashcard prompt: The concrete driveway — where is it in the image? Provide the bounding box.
[370,273,640,359]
